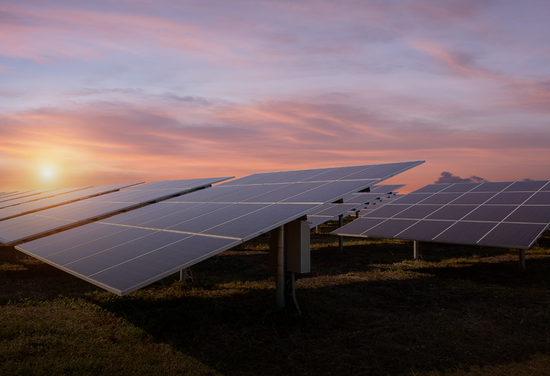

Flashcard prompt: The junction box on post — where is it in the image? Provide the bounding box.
[269,218,310,274]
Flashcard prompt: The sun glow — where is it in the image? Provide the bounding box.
[39,164,59,185]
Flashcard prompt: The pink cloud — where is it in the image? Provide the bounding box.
[1,96,549,192]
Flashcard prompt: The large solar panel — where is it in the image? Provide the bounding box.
[0,187,92,210]
[0,183,142,222]
[16,161,423,295]
[0,189,54,206]
[0,177,231,246]
[333,181,550,249]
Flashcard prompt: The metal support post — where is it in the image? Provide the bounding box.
[291,273,302,316]
[413,241,422,260]
[276,225,285,309]
[180,267,194,282]
[339,214,344,251]
[519,249,526,271]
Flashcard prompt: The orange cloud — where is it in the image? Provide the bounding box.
[2,96,549,193]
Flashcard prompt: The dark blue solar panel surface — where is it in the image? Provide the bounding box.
[0,178,231,245]
[333,180,550,249]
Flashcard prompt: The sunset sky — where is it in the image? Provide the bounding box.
[1,0,549,193]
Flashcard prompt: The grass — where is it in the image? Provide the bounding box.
[2,220,550,375]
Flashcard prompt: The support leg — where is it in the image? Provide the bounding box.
[339,214,344,251]
[180,267,194,282]
[519,249,526,271]
[291,273,302,316]
[413,241,422,260]
[276,225,285,309]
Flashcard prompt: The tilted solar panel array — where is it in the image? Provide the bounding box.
[0,189,54,206]
[16,161,423,295]
[333,181,550,249]
[0,187,91,209]
[0,183,144,223]
[306,185,404,229]
[0,178,231,246]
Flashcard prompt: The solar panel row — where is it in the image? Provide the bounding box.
[0,183,142,223]
[0,187,91,209]
[0,178,231,246]
[16,161,423,295]
[334,181,550,249]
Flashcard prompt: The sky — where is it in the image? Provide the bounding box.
[1,0,549,193]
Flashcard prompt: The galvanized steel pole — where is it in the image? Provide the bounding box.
[339,214,344,251]
[413,241,421,260]
[519,249,526,270]
[276,225,285,309]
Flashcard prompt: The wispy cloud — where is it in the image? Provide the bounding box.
[1,0,549,191]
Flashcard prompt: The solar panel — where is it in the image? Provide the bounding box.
[0,187,91,209]
[0,183,143,223]
[0,189,54,206]
[367,184,405,194]
[306,185,402,229]
[0,178,231,245]
[16,161,424,295]
[333,180,550,249]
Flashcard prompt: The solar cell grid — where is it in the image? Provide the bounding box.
[504,181,549,192]
[332,217,388,236]
[363,204,410,218]
[270,168,334,183]
[395,220,454,241]
[333,179,550,249]
[167,203,268,234]
[0,178,231,245]
[392,193,432,205]
[136,203,231,229]
[504,206,550,224]
[283,180,380,203]
[450,192,496,205]
[102,203,191,226]
[311,203,357,217]
[342,162,417,180]
[65,231,191,276]
[462,205,517,222]
[243,182,325,203]
[362,218,418,238]
[425,205,477,220]
[392,205,442,219]
[419,192,464,205]
[302,165,372,182]
[411,184,448,193]
[525,192,550,205]
[30,225,127,257]
[478,223,548,249]
[485,192,534,205]
[368,184,405,193]
[439,183,478,193]
[470,182,513,192]
[203,203,318,239]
